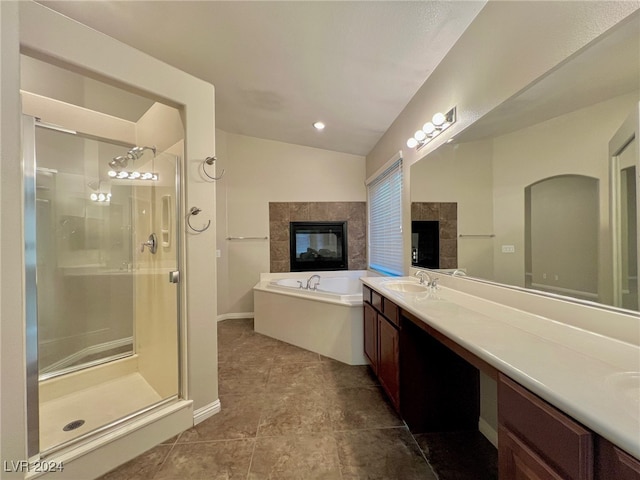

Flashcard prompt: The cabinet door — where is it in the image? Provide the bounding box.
[363,302,378,373]
[596,437,640,480]
[499,426,565,480]
[498,374,593,480]
[378,315,400,411]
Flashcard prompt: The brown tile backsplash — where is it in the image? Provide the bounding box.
[412,202,458,268]
[269,202,367,272]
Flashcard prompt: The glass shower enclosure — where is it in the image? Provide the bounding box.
[24,115,181,456]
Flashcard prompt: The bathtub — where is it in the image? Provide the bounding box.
[253,270,378,365]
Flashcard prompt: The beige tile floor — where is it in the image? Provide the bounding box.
[98,318,497,480]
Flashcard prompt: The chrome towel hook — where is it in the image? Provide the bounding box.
[186,206,211,233]
[202,156,225,181]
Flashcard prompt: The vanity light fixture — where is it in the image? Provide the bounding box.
[90,192,112,203]
[108,170,159,181]
[313,121,326,131]
[406,107,456,150]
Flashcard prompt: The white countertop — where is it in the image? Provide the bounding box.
[361,276,640,460]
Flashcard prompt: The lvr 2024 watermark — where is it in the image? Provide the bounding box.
[3,460,64,473]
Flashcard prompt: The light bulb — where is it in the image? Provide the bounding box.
[422,122,435,135]
[406,138,419,149]
[98,193,106,202]
[108,170,117,178]
[432,112,446,126]
[414,130,427,142]
[313,121,325,130]
[90,193,98,201]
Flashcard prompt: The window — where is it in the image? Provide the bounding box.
[367,155,403,276]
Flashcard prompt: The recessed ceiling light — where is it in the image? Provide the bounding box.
[313,121,325,131]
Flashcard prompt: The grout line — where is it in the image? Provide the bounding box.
[406,423,441,480]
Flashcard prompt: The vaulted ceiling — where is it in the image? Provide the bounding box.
[37,1,486,155]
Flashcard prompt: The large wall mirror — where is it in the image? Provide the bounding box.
[410,12,640,313]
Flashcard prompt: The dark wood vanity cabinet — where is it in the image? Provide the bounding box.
[498,374,593,480]
[362,283,640,478]
[362,286,400,411]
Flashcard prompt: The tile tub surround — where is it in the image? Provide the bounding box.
[362,275,640,461]
[98,319,498,479]
[411,202,458,269]
[269,202,366,273]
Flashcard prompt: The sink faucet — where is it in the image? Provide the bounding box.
[452,269,467,277]
[306,274,321,290]
[414,270,432,286]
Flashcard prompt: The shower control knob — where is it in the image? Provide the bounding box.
[140,233,158,254]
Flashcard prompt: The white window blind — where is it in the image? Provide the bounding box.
[368,158,403,276]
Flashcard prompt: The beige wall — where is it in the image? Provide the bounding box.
[215,131,366,316]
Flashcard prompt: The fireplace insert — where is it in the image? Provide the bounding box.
[289,221,348,271]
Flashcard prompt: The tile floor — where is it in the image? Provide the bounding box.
[98,318,497,479]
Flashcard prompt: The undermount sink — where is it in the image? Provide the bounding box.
[382,281,430,293]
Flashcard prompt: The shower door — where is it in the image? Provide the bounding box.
[25,115,181,454]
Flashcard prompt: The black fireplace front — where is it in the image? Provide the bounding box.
[289,221,348,272]
[411,220,440,269]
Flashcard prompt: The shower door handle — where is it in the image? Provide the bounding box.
[169,270,180,284]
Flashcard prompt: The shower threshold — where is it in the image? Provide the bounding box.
[39,372,163,454]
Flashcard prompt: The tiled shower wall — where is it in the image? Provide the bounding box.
[411,202,458,269]
[269,202,367,273]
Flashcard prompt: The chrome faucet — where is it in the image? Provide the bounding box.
[414,270,432,286]
[452,269,467,277]
[306,274,321,290]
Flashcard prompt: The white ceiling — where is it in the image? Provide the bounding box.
[36,1,486,156]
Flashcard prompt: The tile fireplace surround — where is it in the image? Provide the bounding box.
[269,202,367,273]
[411,202,458,269]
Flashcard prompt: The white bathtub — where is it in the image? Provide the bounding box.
[253,270,377,365]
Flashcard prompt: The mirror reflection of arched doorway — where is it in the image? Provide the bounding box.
[525,175,599,302]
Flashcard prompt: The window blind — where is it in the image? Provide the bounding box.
[368,158,403,276]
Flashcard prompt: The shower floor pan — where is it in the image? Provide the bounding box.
[39,372,162,453]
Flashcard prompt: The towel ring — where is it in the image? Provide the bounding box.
[202,156,225,181]
[186,206,211,233]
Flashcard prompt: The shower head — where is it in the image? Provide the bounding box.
[109,155,129,171]
[128,146,154,159]
[109,146,156,171]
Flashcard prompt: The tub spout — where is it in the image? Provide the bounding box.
[306,274,321,290]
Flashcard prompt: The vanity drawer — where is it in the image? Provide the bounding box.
[362,285,372,304]
[383,297,399,326]
[499,374,593,480]
[371,290,383,312]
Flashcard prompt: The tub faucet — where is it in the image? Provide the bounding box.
[306,274,321,290]
[414,270,432,286]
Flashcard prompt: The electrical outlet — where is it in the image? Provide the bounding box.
[501,245,515,253]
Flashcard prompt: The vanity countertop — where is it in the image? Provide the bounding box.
[361,275,640,460]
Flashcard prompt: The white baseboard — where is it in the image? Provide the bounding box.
[193,399,221,425]
[478,417,498,448]
[217,312,254,322]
